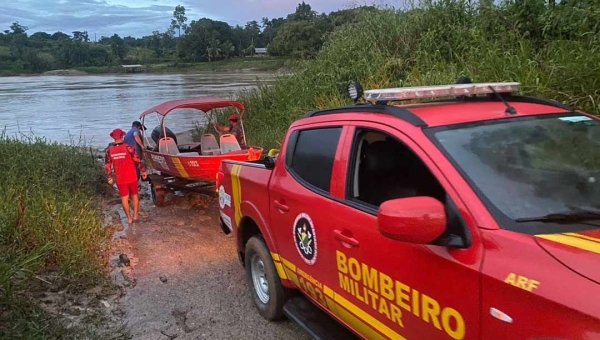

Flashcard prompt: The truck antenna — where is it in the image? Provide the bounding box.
[488,85,517,115]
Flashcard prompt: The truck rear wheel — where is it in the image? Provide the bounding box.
[245,235,289,321]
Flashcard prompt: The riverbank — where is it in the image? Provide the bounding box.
[0,135,126,339]
[0,57,298,77]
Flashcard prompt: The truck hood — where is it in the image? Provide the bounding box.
[535,230,600,284]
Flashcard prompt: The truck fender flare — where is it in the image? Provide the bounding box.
[240,201,279,254]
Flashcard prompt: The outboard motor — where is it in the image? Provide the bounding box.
[151,125,178,145]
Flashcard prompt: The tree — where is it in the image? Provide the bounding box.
[161,29,176,55]
[170,5,188,37]
[271,21,322,58]
[206,39,221,62]
[288,2,317,22]
[88,44,111,65]
[244,21,261,47]
[29,32,52,49]
[262,17,286,46]
[51,32,70,41]
[9,22,28,35]
[148,31,163,57]
[30,32,51,40]
[177,18,233,62]
[127,47,156,64]
[108,34,126,62]
[72,31,89,42]
[220,41,235,59]
[232,25,246,56]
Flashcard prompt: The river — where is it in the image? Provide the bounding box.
[0,72,275,147]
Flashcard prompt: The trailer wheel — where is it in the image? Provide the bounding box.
[245,235,289,321]
[150,182,165,207]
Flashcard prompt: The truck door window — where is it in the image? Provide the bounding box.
[346,128,471,247]
[287,127,342,193]
[347,129,445,207]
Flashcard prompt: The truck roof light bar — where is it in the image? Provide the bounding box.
[364,82,521,102]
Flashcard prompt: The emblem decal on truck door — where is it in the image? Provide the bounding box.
[218,185,231,209]
[293,213,317,265]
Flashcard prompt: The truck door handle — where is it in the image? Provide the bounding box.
[274,200,289,212]
[334,229,359,247]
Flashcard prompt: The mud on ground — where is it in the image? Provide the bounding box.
[109,183,311,340]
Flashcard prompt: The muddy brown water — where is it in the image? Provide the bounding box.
[0,71,275,147]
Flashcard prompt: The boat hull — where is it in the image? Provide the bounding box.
[142,147,263,182]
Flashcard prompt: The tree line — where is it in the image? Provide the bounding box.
[0,2,375,74]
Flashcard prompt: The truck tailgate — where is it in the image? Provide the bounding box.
[217,160,273,234]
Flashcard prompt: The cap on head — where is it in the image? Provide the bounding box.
[110,128,126,139]
[229,114,238,121]
[132,121,147,130]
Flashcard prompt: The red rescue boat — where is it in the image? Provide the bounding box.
[138,97,263,205]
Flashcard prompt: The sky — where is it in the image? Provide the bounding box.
[0,0,398,39]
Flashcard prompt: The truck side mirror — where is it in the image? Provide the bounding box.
[377,197,446,244]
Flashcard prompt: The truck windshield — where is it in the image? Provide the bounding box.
[430,114,600,232]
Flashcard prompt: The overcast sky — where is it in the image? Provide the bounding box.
[0,0,398,39]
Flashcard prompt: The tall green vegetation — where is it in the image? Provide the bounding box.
[0,133,111,338]
[0,2,373,74]
[239,0,600,151]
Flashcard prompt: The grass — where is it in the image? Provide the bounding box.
[0,132,115,338]
[237,0,600,151]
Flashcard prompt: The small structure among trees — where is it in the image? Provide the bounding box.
[122,64,143,73]
[254,48,267,56]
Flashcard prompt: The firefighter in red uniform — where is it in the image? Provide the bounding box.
[105,128,147,224]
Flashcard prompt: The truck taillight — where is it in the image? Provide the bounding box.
[216,171,224,192]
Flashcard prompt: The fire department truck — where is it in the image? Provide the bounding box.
[217,80,600,340]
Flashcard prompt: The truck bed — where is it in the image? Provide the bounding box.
[222,154,278,169]
[218,156,277,235]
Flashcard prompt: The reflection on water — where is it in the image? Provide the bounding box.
[0,72,275,147]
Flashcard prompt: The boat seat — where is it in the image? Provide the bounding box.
[220,134,241,154]
[159,137,179,155]
[201,134,221,156]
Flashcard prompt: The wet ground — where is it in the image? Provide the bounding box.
[112,184,310,340]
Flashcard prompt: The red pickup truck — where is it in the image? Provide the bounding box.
[216,81,600,340]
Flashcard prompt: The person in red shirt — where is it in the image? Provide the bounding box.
[105,128,147,224]
[212,114,247,148]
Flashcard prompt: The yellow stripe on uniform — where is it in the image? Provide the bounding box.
[536,234,600,255]
[171,157,189,178]
[230,165,242,226]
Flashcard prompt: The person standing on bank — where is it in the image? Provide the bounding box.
[212,114,246,148]
[124,121,146,179]
[105,128,147,224]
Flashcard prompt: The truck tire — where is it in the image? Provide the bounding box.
[245,235,289,321]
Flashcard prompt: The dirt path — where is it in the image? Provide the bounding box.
[113,184,310,340]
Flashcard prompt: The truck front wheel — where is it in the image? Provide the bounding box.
[245,235,289,321]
